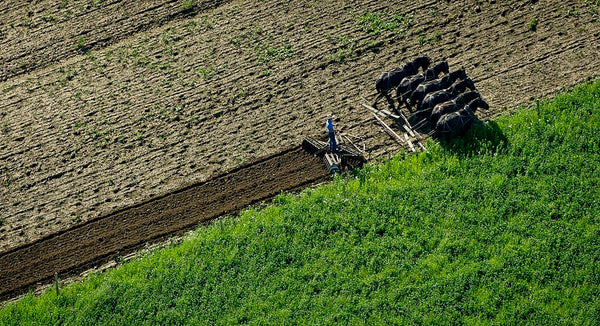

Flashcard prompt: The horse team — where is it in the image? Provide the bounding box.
[375,56,489,139]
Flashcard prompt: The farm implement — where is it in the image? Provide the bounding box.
[302,120,366,174]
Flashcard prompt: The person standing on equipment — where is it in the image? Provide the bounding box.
[326,118,336,152]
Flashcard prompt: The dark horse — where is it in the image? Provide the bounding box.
[429,91,484,129]
[416,77,477,115]
[375,56,431,94]
[395,61,449,109]
[434,98,489,139]
[409,68,468,108]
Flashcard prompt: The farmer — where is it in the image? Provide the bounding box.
[326,118,336,152]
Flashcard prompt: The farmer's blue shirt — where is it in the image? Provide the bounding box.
[326,119,336,152]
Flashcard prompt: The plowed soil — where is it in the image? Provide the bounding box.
[1,0,599,301]
[0,147,329,301]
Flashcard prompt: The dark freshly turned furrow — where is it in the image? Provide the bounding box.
[0,147,329,301]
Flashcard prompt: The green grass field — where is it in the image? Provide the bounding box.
[2,80,600,324]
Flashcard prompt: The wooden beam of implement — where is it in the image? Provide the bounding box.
[363,103,419,153]
[401,121,427,151]
[370,112,406,147]
[397,110,414,134]
[361,101,416,137]
[343,132,367,152]
[361,100,429,153]
[361,102,400,119]
[342,134,365,155]
[403,132,416,152]
[399,121,417,139]
[397,121,426,152]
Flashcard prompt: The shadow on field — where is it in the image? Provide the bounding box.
[438,120,508,156]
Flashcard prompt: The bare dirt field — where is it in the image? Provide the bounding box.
[1,0,599,300]
[0,147,329,301]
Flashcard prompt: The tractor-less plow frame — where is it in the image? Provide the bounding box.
[302,136,366,174]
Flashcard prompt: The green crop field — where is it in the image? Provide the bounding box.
[2,80,600,324]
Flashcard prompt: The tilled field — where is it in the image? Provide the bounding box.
[0,147,329,301]
[0,0,231,81]
[1,0,599,301]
